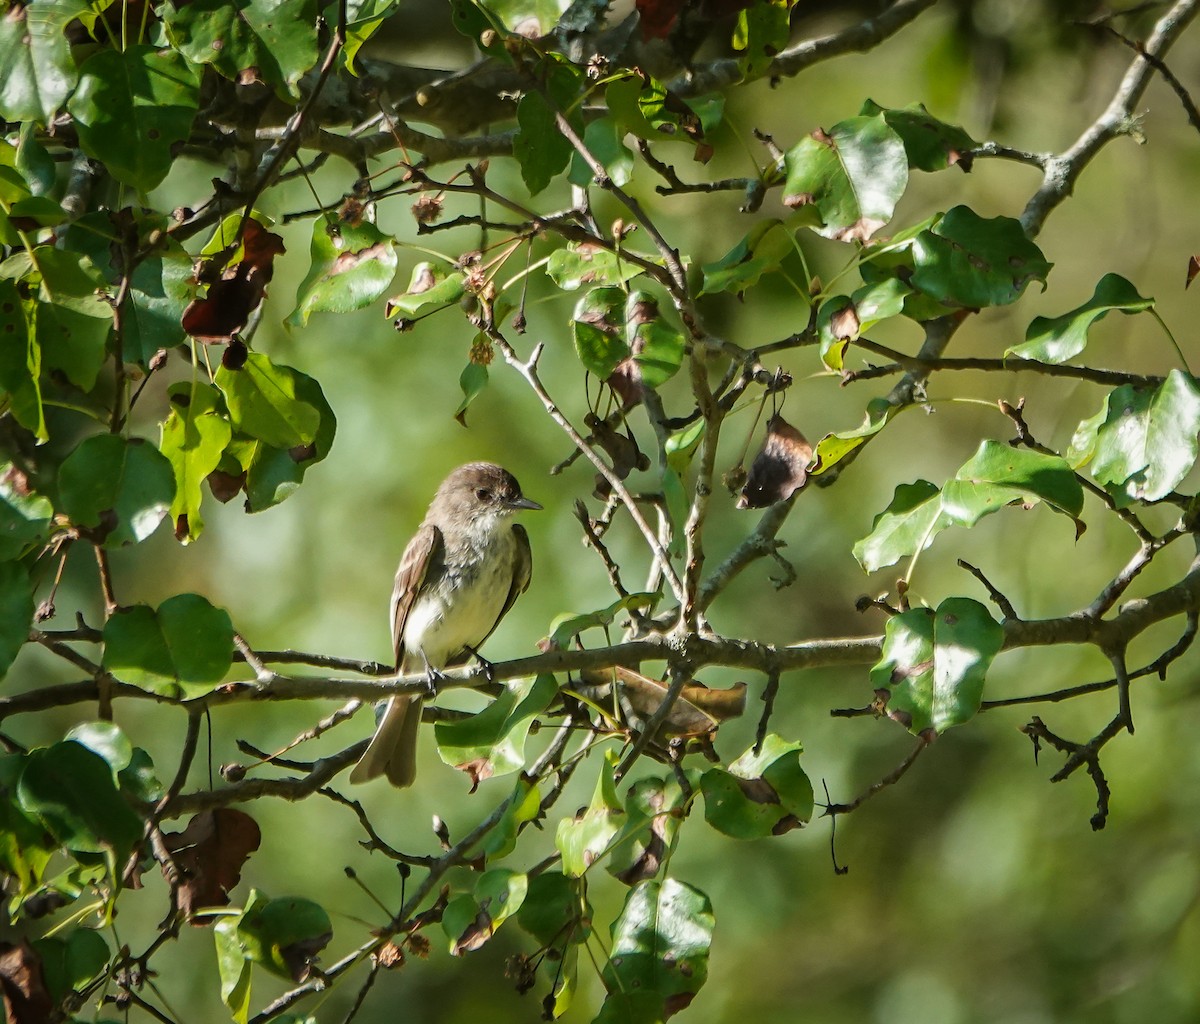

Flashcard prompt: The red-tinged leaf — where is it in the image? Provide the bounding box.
[738,415,813,508]
[182,221,286,343]
[165,809,262,920]
[1188,255,1199,289]
[636,0,686,38]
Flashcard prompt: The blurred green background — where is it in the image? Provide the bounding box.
[9,1,1200,1021]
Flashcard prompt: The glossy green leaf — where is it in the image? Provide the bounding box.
[161,383,234,543]
[102,594,234,697]
[571,288,684,390]
[33,928,110,1002]
[911,206,1051,308]
[435,674,557,783]
[869,597,1004,734]
[0,461,52,560]
[340,0,402,72]
[17,741,143,861]
[1077,371,1200,503]
[65,722,133,775]
[858,99,978,172]
[385,262,465,318]
[783,114,908,242]
[68,46,201,191]
[547,593,656,649]
[808,397,898,477]
[0,0,81,123]
[569,115,634,188]
[287,218,397,327]
[118,748,165,804]
[557,752,625,877]
[165,0,320,98]
[599,879,713,1021]
[59,435,175,547]
[571,286,627,378]
[699,219,793,297]
[517,870,592,947]
[0,560,33,679]
[700,735,812,839]
[216,352,320,450]
[444,869,529,954]
[0,279,44,440]
[940,440,1084,526]
[236,367,336,513]
[0,755,56,907]
[1009,274,1154,364]
[852,479,941,573]
[547,242,652,291]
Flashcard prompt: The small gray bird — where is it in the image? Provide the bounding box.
[350,463,540,787]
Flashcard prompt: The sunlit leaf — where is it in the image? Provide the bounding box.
[286,218,397,327]
[1009,274,1154,364]
[58,435,175,547]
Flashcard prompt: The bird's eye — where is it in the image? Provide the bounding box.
[476,488,492,501]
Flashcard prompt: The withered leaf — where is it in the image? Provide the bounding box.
[0,941,52,1024]
[738,414,813,508]
[165,808,262,921]
[182,221,286,344]
[585,413,650,482]
[281,931,332,982]
[452,909,495,956]
[575,667,746,739]
[1188,255,1200,289]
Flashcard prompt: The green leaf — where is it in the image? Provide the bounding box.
[911,206,1051,308]
[858,99,978,172]
[340,0,402,73]
[940,440,1084,526]
[434,674,557,784]
[1083,371,1200,502]
[571,288,685,390]
[599,879,713,1021]
[59,435,175,547]
[286,218,397,327]
[569,115,634,188]
[514,88,573,195]
[161,383,234,543]
[24,246,114,392]
[0,461,52,560]
[124,241,196,364]
[118,748,165,804]
[384,262,465,318]
[17,741,144,862]
[607,774,693,884]
[234,890,332,981]
[216,352,320,450]
[102,594,234,697]
[0,560,33,680]
[700,735,812,839]
[817,277,911,370]
[454,360,488,426]
[0,280,44,440]
[0,0,81,123]
[808,397,898,477]
[215,915,254,1024]
[869,597,1004,734]
[444,869,529,954]
[783,114,909,242]
[165,0,320,98]
[556,752,625,877]
[237,368,336,513]
[699,219,793,297]
[733,0,791,75]
[1009,274,1154,364]
[473,777,541,860]
[33,928,110,1002]
[0,754,56,904]
[68,46,201,192]
[65,722,133,775]
[517,871,592,947]
[852,480,942,573]
[547,242,653,291]
[547,593,656,649]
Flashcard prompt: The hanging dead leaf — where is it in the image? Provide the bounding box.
[1188,254,1200,289]
[164,808,262,921]
[182,221,286,343]
[574,667,747,740]
[738,414,812,508]
[0,941,52,1024]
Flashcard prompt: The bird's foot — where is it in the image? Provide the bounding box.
[422,665,447,699]
[465,645,495,683]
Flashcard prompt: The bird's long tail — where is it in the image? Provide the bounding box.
[349,695,422,787]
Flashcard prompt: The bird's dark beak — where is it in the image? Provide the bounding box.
[509,496,542,511]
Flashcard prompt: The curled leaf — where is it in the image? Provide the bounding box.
[182,221,285,343]
[738,415,813,508]
[165,809,262,921]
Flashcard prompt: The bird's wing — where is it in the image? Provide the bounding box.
[391,523,442,669]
